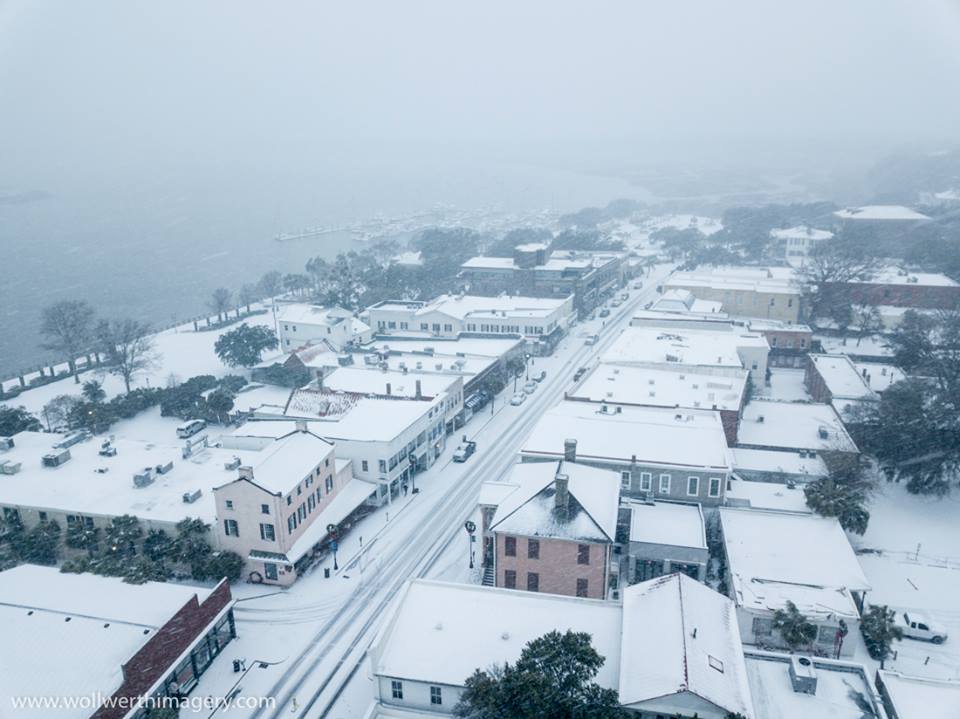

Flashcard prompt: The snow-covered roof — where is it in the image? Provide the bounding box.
[724,478,811,513]
[878,671,960,719]
[852,266,959,288]
[627,500,706,549]
[359,350,495,381]
[746,654,882,719]
[666,266,800,295]
[391,250,423,266]
[602,326,767,369]
[515,242,550,252]
[276,303,351,326]
[0,565,213,719]
[286,342,342,369]
[417,293,572,321]
[619,574,755,719]
[477,479,520,508]
[231,383,296,414]
[372,579,622,689]
[651,289,724,314]
[770,226,834,241]
[490,461,620,543]
[320,367,458,400]
[369,335,524,359]
[240,430,334,494]
[834,205,930,221]
[720,508,870,619]
[738,400,858,453]
[853,362,905,393]
[570,364,747,412]
[282,394,441,443]
[809,354,877,400]
[731,448,828,479]
[460,255,517,270]
[521,401,731,472]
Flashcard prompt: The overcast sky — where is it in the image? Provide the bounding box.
[2,0,960,182]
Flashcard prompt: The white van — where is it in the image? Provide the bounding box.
[176,419,207,439]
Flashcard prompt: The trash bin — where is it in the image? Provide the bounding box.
[233,659,242,673]
[324,567,331,578]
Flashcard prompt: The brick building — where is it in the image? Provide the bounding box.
[825,267,960,311]
[0,564,235,719]
[487,460,620,600]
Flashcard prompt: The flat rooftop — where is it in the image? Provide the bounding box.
[731,447,828,479]
[720,508,869,620]
[0,565,212,719]
[369,335,524,358]
[276,303,349,326]
[521,401,731,471]
[602,326,767,369]
[738,400,858,453]
[878,670,960,719]
[770,226,834,241]
[809,354,876,400]
[666,266,800,295]
[627,500,706,549]
[571,364,747,412]
[356,351,495,382]
[724,478,811,514]
[374,579,622,690]
[745,653,882,719]
[421,293,571,321]
[320,367,458,399]
[853,266,959,288]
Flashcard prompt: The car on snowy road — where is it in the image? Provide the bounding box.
[510,393,526,406]
[898,610,948,644]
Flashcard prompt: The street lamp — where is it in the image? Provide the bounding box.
[464,520,476,569]
[327,523,339,571]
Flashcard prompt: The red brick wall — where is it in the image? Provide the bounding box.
[93,581,233,719]
[759,328,812,351]
[830,282,960,310]
[804,359,832,404]
[719,409,739,445]
[495,533,608,599]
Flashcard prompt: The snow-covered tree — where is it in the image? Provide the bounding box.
[860,605,903,666]
[0,406,41,435]
[96,318,159,393]
[214,324,278,368]
[208,287,232,323]
[772,601,817,652]
[39,299,96,383]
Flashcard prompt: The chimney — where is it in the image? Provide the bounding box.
[386,382,392,396]
[295,419,308,433]
[563,438,577,462]
[415,379,422,400]
[238,465,254,479]
[554,472,570,521]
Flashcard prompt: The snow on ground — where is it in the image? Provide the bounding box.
[815,333,892,359]
[757,368,811,402]
[2,308,277,416]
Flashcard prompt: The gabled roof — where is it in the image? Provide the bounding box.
[489,461,619,543]
[620,573,755,719]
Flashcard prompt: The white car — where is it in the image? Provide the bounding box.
[523,381,538,394]
[510,393,526,406]
[898,610,948,644]
[176,419,207,439]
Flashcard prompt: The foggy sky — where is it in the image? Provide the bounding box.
[2,0,960,184]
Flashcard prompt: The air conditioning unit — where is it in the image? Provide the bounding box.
[224,456,242,471]
[0,437,14,451]
[54,431,89,449]
[42,449,72,468]
[133,468,154,488]
[182,489,202,504]
[155,461,174,475]
[789,656,818,695]
[818,426,829,440]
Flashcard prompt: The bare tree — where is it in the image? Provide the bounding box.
[239,283,258,313]
[257,270,283,299]
[799,244,880,328]
[40,300,96,383]
[854,304,884,346]
[96,318,160,393]
[208,288,232,323]
[41,394,81,431]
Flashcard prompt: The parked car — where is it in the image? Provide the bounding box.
[176,419,206,439]
[534,370,547,382]
[510,393,526,406]
[573,367,588,382]
[633,281,643,289]
[584,334,599,346]
[611,299,622,308]
[523,381,538,394]
[899,610,948,644]
[598,308,611,318]
[453,440,477,463]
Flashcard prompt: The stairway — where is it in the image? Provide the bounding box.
[482,566,495,587]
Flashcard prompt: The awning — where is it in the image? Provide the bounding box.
[285,479,377,564]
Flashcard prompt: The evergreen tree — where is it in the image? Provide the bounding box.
[66,522,101,556]
[772,601,818,652]
[203,551,245,583]
[104,515,143,559]
[453,630,626,719]
[214,324,279,368]
[0,406,41,435]
[143,529,175,562]
[860,605,903,665]
[174,518,213,579]
[123,556,171,585]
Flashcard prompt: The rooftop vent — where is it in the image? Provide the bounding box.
[818,426,829,440]
[182,489,202,504]
[133,468,154,488]
[757,415,765,423]
[0,437,14,451]
[224,456,241,471]
[0,460,22,475]
[156,461,174,475]
[789,656,818,695]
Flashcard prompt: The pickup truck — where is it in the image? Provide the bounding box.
[899,610,948,644]
[453,440,477,463]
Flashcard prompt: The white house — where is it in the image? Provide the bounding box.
[275,304,372,351]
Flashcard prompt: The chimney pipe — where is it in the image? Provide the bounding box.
[563,438,577,463]
[295,419,308,433]
[554,472,570,521]
[386,382,392,396]
[415,379,422,400]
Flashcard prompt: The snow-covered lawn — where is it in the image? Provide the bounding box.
[2,310,276,417]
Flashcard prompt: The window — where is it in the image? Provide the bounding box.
[771,336,778,347]
[361,460,369,472]
[504,536,516,557]
[504,569,517,588]
[38,511,48,522]
[325,457,330,467]
[443,323,453,332]
[307,495,316,512]
[298,505,306,521]
[399,322,408,330]
[297,485,302,495]
[576,578,589,597]
[420,323,428,331]
[259,523,276,541]
[225,500,234,510]
[526,572,539,592]
[708,477,722,498]
[391,680,403,700]
[687,476,700,496]
[659,474,671,493]
[260,504,270,514]
[527,539,540,560]
[577,544,590,565]
[224,519,239,537]
[432,323,440,333]
[325,476,334,493]
[286,496,292,506]
[708,655,724,673]
[379,459,387,473]
[387,321,396,329]
[264,563,278,581]
[288,515,296,533]
[620,470,631,489]
[430,686,442,706]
